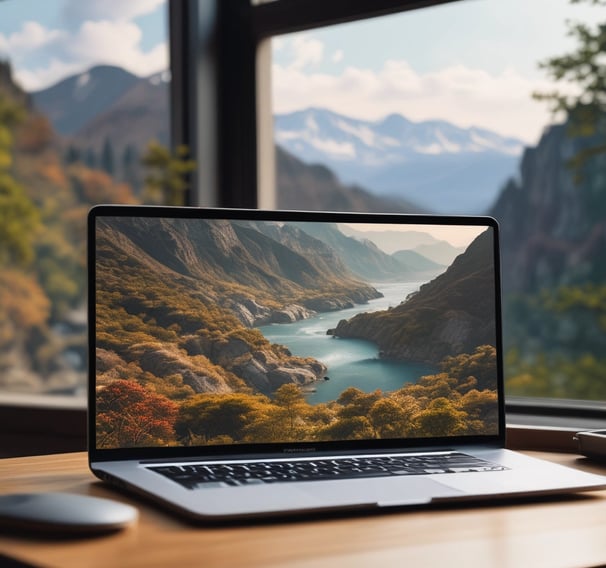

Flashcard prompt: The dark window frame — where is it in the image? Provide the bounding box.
[3,0,606,458]
[242,0,606,429]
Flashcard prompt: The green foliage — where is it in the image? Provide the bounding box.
[440,345,497,391]
[96,345,499,449]
[176,393,270,444]
[533,0,606,173]
[0,95,39,267]
[141,140,196,206]
[506,349,606,399]
[504,286,606,396]
[0,172,40,266]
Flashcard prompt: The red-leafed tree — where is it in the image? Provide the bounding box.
[96,379,179,449]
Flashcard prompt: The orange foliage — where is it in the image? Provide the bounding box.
[15,114,54,153]
[96,379,179,448]
[0,269,50,329]
[69,164,138,205]
[40,160,68,189]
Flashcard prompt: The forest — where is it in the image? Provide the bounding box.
[96,345,499,448]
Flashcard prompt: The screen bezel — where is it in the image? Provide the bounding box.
[87,204,505,463]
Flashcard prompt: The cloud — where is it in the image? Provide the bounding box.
[1,1,167,91]
[0,21,64,56]
[66,19,167,76]
[283,34,324,71]
[14,58,85,92]
[272,41,566,144]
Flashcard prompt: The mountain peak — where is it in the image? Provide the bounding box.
[31,65,142,135]
[274,106,525,213]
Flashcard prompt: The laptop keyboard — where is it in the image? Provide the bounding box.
[148,452,508,490]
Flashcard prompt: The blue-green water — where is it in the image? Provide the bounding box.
[258,282,437,404]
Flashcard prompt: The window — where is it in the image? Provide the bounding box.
[251,0,606,407]
[3,0,605,455]
[0,0,171,405]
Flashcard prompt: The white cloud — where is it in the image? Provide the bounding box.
[14,58,84,91]
[0,21,64,56]
[1,2,167,91]
[66,19,167,76]
[272,55,568,144]
[286,34,324,71]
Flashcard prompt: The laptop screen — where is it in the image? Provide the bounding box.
[90,207,502,454]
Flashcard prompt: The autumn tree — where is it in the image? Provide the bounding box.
[416,398,468,437]
[96,380,179,448]
[176,392,268,444]
[440,345,497,392]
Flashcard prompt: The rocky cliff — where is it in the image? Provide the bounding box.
[491,122,606,295]
[331,230,496,364]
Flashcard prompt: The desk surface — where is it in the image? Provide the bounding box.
[1,451,606,568]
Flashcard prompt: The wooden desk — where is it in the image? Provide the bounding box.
[1,452,606,568]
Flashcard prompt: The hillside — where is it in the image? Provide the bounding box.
[490,119,606,366]
[96,217,383,395]
[31,65,141,136]
[332,229,496,366]
[0,62,139,394]
[275,145,418,213]
[287,221,441,281]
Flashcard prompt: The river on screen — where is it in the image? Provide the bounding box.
[258,282,437,403]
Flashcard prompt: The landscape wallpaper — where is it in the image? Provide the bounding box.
[95,217,499,449]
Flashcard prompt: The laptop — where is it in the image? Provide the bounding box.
[87,205,606,521]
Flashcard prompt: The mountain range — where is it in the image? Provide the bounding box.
[95,217,395,396]
[30,65,523,214]
[31,65,170,153]
[275,108,525,214]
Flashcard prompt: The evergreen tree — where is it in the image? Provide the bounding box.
[141,140,196,206]
[64,144,81,165]
[100,137,115,176]
[84,147,96,169]
[122,144,140,192]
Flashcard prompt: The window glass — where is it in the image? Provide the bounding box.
[0,0,169,397]
[270,0,606,401]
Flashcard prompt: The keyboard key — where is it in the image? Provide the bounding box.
[148,452,508,490]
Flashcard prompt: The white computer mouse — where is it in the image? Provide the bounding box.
[0,492,138,534]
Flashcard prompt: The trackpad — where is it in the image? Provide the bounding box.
[301,477,464,508]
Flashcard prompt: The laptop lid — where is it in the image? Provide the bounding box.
[88,206,505,464]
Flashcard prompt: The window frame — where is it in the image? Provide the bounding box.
[246,0,606,431]
[3,0,606,458]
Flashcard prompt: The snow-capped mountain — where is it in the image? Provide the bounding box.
[275,108,525,214]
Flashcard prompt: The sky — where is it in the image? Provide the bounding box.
[0,0,167,91]
[272,0,603,144]
[341,223,486,247]
[0,0,602,145]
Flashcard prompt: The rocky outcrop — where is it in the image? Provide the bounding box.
[181,334,327,395]
[228,291,381,327]
[491,121,606,295]
[136,344,235,394]
[270,304,316,324]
